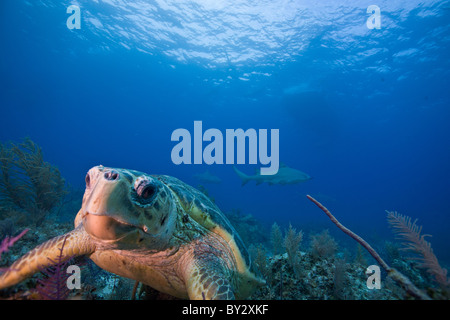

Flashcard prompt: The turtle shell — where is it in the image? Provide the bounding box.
[156,175,252,272]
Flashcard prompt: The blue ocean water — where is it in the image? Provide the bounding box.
[1,0,449,267]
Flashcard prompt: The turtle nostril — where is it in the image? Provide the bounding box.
[134,180,158,205]
[104,170,119,181]
[141,185,156,200]
[85,173,91,188]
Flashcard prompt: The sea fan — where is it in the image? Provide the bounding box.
[387,211,449,287]
[35,235,73,300]
[0,138,67,226]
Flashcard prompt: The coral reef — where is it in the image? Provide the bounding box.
[251,250,397,300]
[1,182,448,300]
[305,195,449,300]
[0,138,67,227]
[309,229,338,261]
[248,196,450,300]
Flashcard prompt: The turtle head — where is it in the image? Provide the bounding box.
[77,165,177,250]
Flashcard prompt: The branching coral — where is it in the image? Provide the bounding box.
[0,138,67,226]
[387,211,449,288]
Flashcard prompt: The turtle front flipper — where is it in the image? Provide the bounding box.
[0,225,96,290]
[184,253,236,300]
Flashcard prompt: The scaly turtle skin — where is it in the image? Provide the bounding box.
[0,166,264,299]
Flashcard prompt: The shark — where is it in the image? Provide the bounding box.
[233,164,311,186]
[193,170,222,184]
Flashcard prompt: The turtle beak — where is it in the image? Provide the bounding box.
[83,212,135,241]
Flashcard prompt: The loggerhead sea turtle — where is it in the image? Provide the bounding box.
[0,166,264,299]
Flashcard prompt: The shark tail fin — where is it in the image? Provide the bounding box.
[233,166,250,186]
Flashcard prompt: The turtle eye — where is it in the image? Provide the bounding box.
[134,180,158,205]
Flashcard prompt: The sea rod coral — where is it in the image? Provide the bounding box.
[306,194,431,300]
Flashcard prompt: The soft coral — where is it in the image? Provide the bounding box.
[35,235,73,300]
[0,229,29,268]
